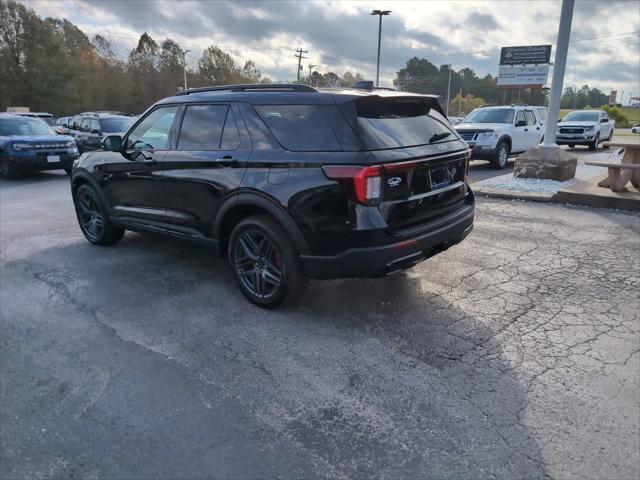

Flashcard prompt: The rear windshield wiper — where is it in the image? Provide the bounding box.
[429,132,451,143]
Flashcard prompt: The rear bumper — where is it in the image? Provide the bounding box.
[300,202,474,279]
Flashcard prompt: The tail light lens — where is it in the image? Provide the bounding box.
[322,165,382,205]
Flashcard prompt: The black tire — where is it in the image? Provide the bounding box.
[229,215,308,309]
[602,130,613,148]
[490,141,509,169]
[568,144,575,149]
[73,184,124,245]
[589,134,599,151]
[1,157,20,179]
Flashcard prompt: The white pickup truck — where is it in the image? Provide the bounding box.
[454,105,546,169]
[556,110,615,150]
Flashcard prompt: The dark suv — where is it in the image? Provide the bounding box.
[70,84,474,308]
[72,114,135,153]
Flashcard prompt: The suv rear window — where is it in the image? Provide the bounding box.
[354,99,454,150]
[255,105,343,152]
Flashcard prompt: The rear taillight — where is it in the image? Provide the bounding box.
[322,165,382,205]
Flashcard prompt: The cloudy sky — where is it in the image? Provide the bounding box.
[23,0,640,102]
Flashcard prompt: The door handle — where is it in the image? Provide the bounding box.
[524,128,529,131]
[216,156,239,167]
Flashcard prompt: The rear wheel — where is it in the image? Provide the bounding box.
[0,157,20,179]
[229,215,308,309]
[568,144,575,149]
[490,141,509,169]
[602,130,613,148]
[73,184,124,245]
[589,134,600,151]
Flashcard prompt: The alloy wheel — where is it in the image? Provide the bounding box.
[498,145,508,167]
[76,190,104,241]
[232,230,282,299]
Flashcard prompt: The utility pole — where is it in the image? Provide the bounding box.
[371,10,391,87]
[445,65,452,116]
[458,88,462,117]
[183,49,191,90]
[542,0,575,148]
[308,64,316,86]
[294,48,308,83]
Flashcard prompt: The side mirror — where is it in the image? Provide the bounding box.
[601,118,608,123]
[516,120,527,127]
[102,135,122,152]
[91,129,100,134]
[558,117,562,122]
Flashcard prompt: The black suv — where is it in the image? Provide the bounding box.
[72,113,135,153]
[70,84,474,308]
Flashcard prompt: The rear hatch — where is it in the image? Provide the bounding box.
[336,94,470,233]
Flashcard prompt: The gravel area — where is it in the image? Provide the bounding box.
[473,150,621,194]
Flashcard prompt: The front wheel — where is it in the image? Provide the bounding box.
[602,130,613,148]
[73,184,124,245]
[229,215,308,309]
[589,134,599,151]
[1,157,20,179]
[490,141,510,169]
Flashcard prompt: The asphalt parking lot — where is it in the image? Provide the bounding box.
[1,172,639,479]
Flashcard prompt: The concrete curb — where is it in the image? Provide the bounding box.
[473,185,555,203]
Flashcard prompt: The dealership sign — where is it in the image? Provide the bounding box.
[497,65,549,87]
[500,45,552,65]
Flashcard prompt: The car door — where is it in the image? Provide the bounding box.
[511,110,528,152]
[524,110,541,147]
[98,105,179,225]
[600,111,610,138]
[155,102,250,236]
[77,118,92,150]
[86,118,102,151]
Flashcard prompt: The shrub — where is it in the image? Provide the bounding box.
[601,105,630,128]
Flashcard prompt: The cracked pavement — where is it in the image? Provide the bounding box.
[1,172,639,479]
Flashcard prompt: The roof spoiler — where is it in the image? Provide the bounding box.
[352,80,396,91]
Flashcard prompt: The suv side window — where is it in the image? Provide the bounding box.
[177,104,234,150]
[515,111,525,126]
[255,105,342,152]
[602,112,609,122]
[90,119,100,132]
[524,111,536,126]
[126,106,178,150]
[81,118,91,131]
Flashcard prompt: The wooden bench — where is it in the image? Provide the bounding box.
[585,142,640,192]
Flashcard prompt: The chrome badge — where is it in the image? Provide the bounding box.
[387,176,402,187]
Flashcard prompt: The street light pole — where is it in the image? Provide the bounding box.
[445,65,452,116]
[541,0,575,148]
[183,49,191,90]
[371,9,391,87]
[308,64,315,86]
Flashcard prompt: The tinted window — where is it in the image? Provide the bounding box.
[524,111,536,125]
[100,117,134,133]
[0,117,52,135]
[465,108,515,124]
[178,104,229,150]
[81,118,91,130]
[39,116,56,126]
[127,106,178,150]
[221,109,241,150]
[355,100,453,150]
[515,111,525,125]
[90,119,100,132]
[255,105,342,152]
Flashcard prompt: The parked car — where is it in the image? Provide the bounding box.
[0,114,78,178]
[556,110,614,150]
[11,111,56,127]
[70,83,474,308]
[73,114,135,153]
[454,105,545,168]
[54,116,73,135]
[631,123,639,134]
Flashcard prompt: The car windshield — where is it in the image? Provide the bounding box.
[101,117,134,133]
[38,116,56,126]
[0,117,53,136]
[465,108,515,124]
[562,111,600,122]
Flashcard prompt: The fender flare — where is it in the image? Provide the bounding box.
[69,169,111,211]
[213,190,311,255]
[496,134,512,151]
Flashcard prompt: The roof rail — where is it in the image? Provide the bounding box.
[176,83,318,95]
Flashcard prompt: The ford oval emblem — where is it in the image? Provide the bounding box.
[387,176,402,187]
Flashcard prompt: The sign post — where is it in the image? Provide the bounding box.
[541,0,575,148]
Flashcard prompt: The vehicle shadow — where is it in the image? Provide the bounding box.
[1,232,548,479]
